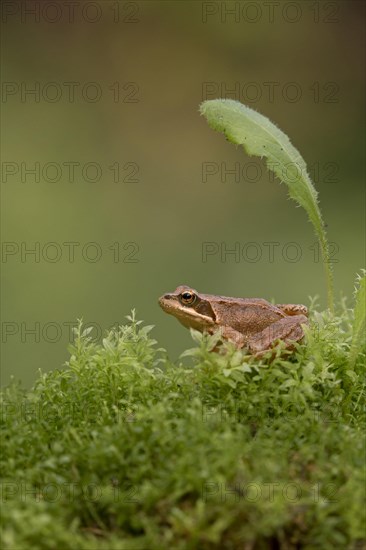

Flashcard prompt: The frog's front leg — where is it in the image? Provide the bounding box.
[247,314,308,355]
[219,325,247,348]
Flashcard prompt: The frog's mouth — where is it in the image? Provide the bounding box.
[158,295,215,330]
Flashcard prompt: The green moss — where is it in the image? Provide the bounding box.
[1,308,365,550]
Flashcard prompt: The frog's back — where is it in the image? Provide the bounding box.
[209,296,285,336]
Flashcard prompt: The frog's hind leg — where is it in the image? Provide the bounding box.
[275,304,308,317]
[248,314,308,356]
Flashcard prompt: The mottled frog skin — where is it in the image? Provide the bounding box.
[159,285,308,355]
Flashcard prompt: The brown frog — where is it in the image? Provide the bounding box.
[159,285,308,355]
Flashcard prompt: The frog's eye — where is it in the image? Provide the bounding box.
[180,291,196,305]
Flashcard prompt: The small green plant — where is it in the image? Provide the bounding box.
[200,99,335,313]
[350,270,366,367]
[1,311,365,549]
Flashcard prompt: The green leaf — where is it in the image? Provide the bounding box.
[200,99,334,312]
[81,326,93,337]
[102,338,115,352]
[279,379,297,390]
[345,370,358,382]
[60,378,68,392]
[349,271,366,367]
[189,328,203,344]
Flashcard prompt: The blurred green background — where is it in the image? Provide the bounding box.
[1,0,365,386]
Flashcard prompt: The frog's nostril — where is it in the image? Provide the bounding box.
[159,294,172,304]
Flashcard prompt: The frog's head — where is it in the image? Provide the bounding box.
[158,285,216,330]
